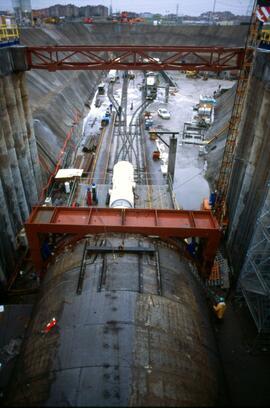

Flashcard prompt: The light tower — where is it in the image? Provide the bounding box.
[109,0,113,16]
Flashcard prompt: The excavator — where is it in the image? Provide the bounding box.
[114,12,144,24]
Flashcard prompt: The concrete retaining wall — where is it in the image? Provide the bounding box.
[227,51,270,274]
[0,72,42,279]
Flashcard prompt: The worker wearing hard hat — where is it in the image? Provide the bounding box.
[213,297,226,319]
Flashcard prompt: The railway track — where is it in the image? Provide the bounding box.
[106,72,153,188]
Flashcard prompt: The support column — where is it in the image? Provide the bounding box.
[25,224,43,277]
[201,230,221,279]
[168,135,177,183]
[165,84,169,103]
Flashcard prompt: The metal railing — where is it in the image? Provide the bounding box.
[0,24,19,42]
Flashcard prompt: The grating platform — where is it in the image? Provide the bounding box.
[135,184,174,209]
[73,182,174,209]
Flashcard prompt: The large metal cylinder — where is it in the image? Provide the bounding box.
[5,234,220,406]
[109,161,135,208]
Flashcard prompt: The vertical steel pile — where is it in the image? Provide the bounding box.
[0,72,41,281]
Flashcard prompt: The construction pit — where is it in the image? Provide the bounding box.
[0,22,270,406]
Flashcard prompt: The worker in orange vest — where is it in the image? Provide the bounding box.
[213,296,226,319]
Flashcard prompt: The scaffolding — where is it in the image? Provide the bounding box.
[239,187,270,342]
[214,8,258,226]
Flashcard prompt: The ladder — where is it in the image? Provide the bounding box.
[214,6,259,226]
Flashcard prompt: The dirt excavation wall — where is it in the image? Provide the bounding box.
[225,51,270,275]
[202,51,270,277]
[20,27,102,176]
[43,22,248,46]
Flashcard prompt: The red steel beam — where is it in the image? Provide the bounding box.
[25,206,221,279]
[25,45,247,72]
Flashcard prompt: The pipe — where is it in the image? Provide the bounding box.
[168,135,177,182]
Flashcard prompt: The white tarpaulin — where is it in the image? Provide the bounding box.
[55,169,84,180]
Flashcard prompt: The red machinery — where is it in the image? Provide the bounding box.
[120,11,129,23]
[83,17,93,24]
[25,206,221,279]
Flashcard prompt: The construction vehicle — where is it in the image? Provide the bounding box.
[120,11,129,23]
[149,129,158,140]
[144,111,154,130]
[101,116,109,127]
[128,70,135,79]
[152,150,160,160]
[145,73,157,100]
[186,71,199,78]
[44,17,60,24]
[83,17,93,24]
[108,70,117,82]
[257,23,270,50]
[145,117,154,130]
[115,12,144,24]
[193,95,216,128]
[97,83,105,95]
[129,17,145,23]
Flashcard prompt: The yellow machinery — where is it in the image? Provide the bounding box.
[258,24,270,49]
[0,16,19,43]
[43,17,60,24]
[185,71,198,78]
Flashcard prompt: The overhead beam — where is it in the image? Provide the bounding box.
[25,45,248,72]
[25,206,221,279]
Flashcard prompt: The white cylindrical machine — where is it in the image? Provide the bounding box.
[109,161,136,208]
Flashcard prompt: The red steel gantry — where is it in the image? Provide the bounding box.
[25,206,221,279]
[25,45,247,72]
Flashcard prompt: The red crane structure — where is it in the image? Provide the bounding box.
[25,206,221,279]
[25,45,248,72]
